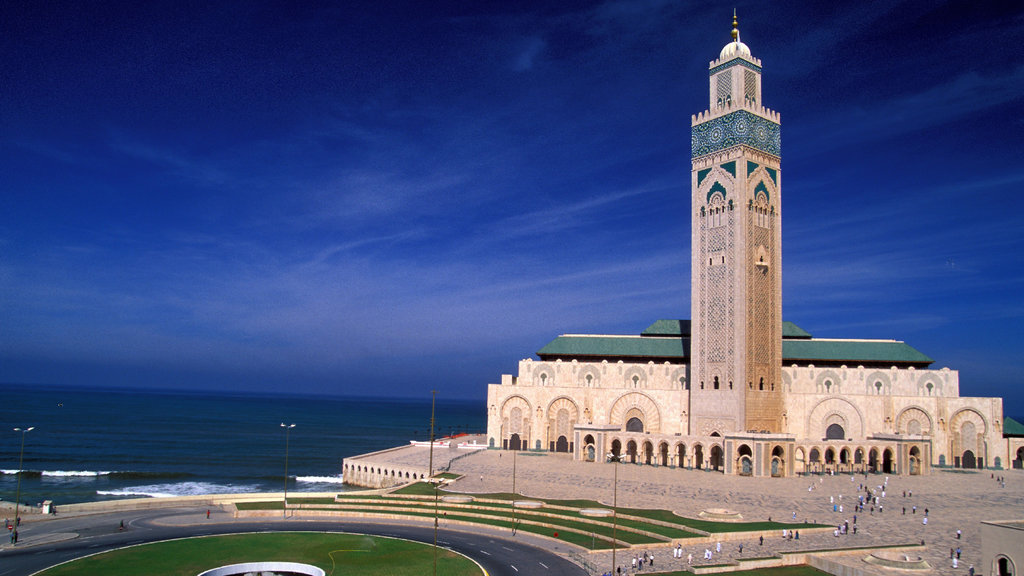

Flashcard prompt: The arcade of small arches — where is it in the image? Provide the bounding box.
[493,396,994,475]
[342,462,429,489]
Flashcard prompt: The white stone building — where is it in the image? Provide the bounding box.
[485,17,1010,476]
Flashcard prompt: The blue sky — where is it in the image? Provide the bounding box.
[2,1,1022,415]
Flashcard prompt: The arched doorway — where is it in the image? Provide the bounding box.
[868,448,879,473]
[1015,447,1024,469]
[694,444,704,469]
[854,448,864,471]
[883,448,894,473]
[809,448,821,474]
[659,442,669,466]
[738,445,753,476]
[643,441,654,465]
[626,417,644,432]
[995,555,1014,576]
[626,440,638,463]
[611,439,622,459]
[676,444,687,468]
[555,436,569,453]
[508,433,522,451]
[909,446,921,475]
[961,450,977,469]
[771,446,785,477]
[710,445,723,471]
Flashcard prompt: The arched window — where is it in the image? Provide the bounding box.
[713,376,720,390]
[626,417,644,433]
[826,423,845,440]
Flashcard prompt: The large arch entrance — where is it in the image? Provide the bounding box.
[710,445,723,471]
[909,446,922,475]
[1015,447,1024,469]
[694,444,704,469]
[610,439,622,459]
[555,435,569,453]
[626,440,638,463]
[883,448,894,474]
[737,444,753,476]
[507,433,522,451]
[960,450,977,469]
[771,445,785,477]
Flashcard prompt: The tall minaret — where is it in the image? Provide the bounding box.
[689,13,783,435]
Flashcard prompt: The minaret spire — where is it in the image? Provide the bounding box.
[731,9,739,42]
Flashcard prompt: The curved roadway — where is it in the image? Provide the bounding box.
[0,506,589,576]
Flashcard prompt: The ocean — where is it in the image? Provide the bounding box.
[0,383,485,506]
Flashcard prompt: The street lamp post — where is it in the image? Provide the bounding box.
[429,391,438,576]
[280,423,295,518]
[12,427,34,545]
[608,452,621,575]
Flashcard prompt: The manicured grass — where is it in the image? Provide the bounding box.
[36,532,482,576]
[384,483,827,533]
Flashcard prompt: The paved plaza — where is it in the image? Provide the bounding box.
[444,449,1020,576]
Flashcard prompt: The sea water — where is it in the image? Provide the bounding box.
[0,384,484,506]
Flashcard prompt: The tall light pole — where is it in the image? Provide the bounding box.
[608,452,621,575]
[280,423,295,518]
[12,427,34,545]
[429,391,438,576]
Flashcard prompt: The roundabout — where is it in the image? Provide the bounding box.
[0,505,588,576]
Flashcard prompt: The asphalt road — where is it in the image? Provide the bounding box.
[0,507,590,576]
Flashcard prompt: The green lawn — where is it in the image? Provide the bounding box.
[36,532,482,576]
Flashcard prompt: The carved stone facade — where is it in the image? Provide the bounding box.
[485,20,1009,476]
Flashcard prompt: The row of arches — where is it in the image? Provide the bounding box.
[342,462,428,487]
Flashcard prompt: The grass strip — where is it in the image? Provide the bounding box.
[35,532,481,576]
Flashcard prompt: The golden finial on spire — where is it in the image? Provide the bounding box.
[731,9,739,42]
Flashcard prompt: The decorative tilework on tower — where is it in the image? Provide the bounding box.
[690,15,783,435]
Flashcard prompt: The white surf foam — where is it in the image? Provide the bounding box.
[296,475,345,484]
[42,470,111,478]
[97,481,260,499]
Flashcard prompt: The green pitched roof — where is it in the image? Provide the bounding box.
[538,335,688,359]
[539,321,933,367]
[1004,417,1024,437]
[642,319,691,337]
[781,339,932,365]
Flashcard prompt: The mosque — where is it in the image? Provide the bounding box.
[485,17,1022,476]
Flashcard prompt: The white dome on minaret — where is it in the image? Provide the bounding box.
[719,10,751,61]
[719,39,751,60]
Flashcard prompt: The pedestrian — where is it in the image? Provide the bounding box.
[688,553,693,565]
[970,565,975,576]
[925,508,929,516]
[119,520,124,531]
[716,541,721,553]
[956,547,961,559]
[953,558,959,569]
[206,509,210,519]
[923,517,928,526]
[913,505,917,514]
[795,531,799,540]
[739,543,743,554]
[759,535,764,546]
[650,553,654,567]
[903,507,906,515]
[956,529,961,540]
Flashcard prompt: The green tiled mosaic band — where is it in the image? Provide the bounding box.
[692,110,780,158]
